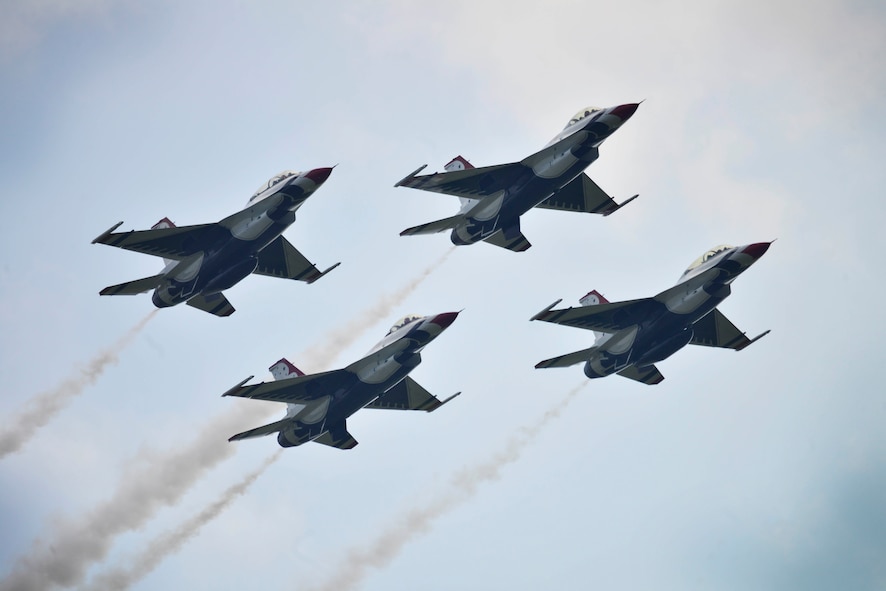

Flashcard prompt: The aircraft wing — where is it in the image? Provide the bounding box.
[228,418,293,441]
[186,293,236,317]
[483,229,532,252]
[531,298,659,333]
[617,365,665,385]
[222,369,351,403]
[313,421,358,450]
[535,173,635,216]
[365,376,460,412]
[254,236,340,284]
[690,309,771,350]
[92,222,227,261]
[396,162,528,199]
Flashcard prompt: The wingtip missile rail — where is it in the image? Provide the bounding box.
[394,164,428,187]
[221,375,254,397]
[92,221,124,244]
[530,299,563,321]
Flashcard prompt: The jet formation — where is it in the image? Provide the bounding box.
[222,312,461,449]
[531,243,772,384]
[395,103,640,251]
[93,168,339,316]
[91,102,774,450]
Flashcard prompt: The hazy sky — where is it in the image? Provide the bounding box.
[1,1,885,589]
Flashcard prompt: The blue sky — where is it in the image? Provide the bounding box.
[1,1,885,589]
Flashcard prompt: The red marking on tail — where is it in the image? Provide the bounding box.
[444,155,474,171]
[152,217,176,229]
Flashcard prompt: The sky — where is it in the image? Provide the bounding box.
[1,0,885,589]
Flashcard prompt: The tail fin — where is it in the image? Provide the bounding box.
[444,155,474,171]
[579,290,610,343]
[151,218,177,267]
[269,358,306,381]
[444,156,481,213]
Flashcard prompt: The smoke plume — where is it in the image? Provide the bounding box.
[306,382,587,591]
[298,247,454,371]
[81,451,283,591]
[0,253,451,591]
[0,310,157,459]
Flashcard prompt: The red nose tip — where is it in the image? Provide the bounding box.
[304,167,333,185]
[431,311,460,330]
[610,103,639,121]
[742,241,772,259]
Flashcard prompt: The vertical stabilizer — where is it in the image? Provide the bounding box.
[152,217,178,268]
[444,155,474,171]
[445,156,481,213]
[269,358,306,381]
[579,290,610,343]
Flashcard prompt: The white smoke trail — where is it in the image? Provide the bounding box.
[81,451,283,591]
[0,253,452,591]
[0,310,157,459]
[298,247,455,371]
[306,382,587,591]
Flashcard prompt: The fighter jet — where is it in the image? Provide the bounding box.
[394,103,640,252]
[222,311,461,449]
[531,242,772,384]
[92,168,340,316]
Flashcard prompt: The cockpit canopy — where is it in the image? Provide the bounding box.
[565,107,602,129]
[682,245,734,277]
[249,170,301,202]
[386,314,423,336]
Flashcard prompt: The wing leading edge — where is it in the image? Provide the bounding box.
[531,297,660,333]
[92,222,227,260]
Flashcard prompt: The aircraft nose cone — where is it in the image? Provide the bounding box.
[304,167,333,185]
[431,311,460,330]
[742,241,772,259]
[610,103,639,122]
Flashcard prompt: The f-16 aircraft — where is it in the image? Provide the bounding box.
[222,311,461,449]
[394,103,640,252]
[531,242,772,384]
[92,168,339,316]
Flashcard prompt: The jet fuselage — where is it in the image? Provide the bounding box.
[582,243,771,378]
[450,103,638,246]
[277,312,459,447]
[152,169,332,308]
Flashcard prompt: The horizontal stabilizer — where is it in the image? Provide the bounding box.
[314,422,358,450]
[617,365,665,385]
[535,347,596,369]
[186,293,235,317]
[483,229,532,252]
[99,274,165,296]
[229,418,292,442]
[400,214,465,236]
